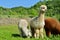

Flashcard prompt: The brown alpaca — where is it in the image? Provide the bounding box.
[44,18,60,37]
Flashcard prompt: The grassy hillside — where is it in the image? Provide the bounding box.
[0,1,60,20]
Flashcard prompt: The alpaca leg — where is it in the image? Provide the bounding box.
[34,29,39,38]
[36,29,39,38]
[30,27,35,37]
[46,31,51,37]
[34,32,36,38]
[39,28,44,38]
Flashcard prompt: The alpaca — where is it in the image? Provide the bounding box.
[18,19,32,38]
[44,18,60,37]
[30,5,47,38]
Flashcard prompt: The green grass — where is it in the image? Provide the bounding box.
[0,25,60,40]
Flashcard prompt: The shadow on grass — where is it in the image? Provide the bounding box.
[12,34,27,38]
[12,34,20,37]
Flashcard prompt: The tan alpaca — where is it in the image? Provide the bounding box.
[30,5,47,38]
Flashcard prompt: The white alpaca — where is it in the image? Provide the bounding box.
[30,5,47,38]
[18,19,31,38]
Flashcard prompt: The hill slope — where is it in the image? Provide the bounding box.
[0,1,60,20]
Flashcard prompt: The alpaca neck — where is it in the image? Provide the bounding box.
[38,12,45,21]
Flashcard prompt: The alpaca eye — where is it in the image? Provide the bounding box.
[42,7,45,9]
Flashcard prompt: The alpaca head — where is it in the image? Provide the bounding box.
[40,5,47,12]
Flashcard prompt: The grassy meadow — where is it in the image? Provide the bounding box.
[0,25,60,40]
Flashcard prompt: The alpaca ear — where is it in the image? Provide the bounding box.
[45,5,47,9]
[45,6,47,11]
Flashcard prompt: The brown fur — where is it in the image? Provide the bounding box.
[44,18,60,37]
